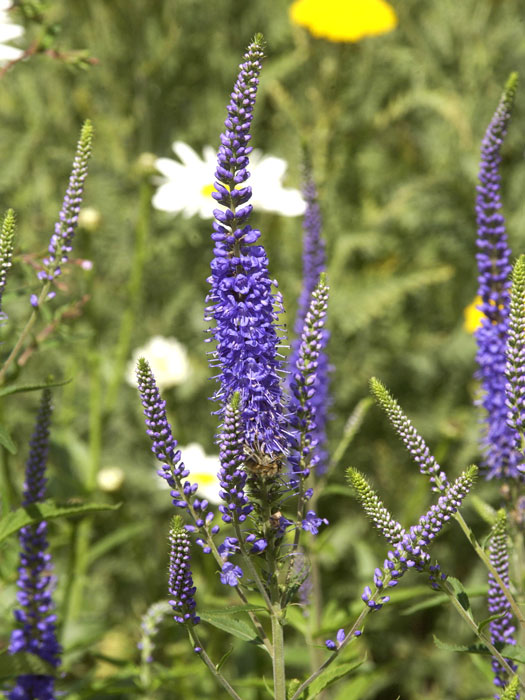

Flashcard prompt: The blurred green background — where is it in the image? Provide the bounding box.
[0,0,524,697]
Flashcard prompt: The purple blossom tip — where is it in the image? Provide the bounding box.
[168,516,199,625]
[41,120,93,283]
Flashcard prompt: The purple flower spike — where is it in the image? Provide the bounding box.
[205,35,287,455]
[474,73,521,479]
[168,517,200,625]
[488,511,516,693]
[9,390,61,699]
[136,358,182,486]
[289,172,330,472]
[41,121,93,282]
[217,392,253,523]
[289,273,330,478]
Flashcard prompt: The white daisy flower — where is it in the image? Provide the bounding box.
[127,336,190,390]
[152,141,306,219]
[155,442,221,504]
[0,1,24,64]
[180,442,221,504]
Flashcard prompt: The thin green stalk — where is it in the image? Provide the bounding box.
[188,627,243,700]
[441,579,525,690]
[105,179,151,413]
[233,519,273,612]
[454,511,525,628]
[61,353,102,640]
[290,593,374,700]
[0,281,51,384]
[271,608,286,700]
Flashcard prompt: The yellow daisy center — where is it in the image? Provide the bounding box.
[201,183,216,198]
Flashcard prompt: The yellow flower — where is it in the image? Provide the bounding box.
[464,296,485,334]
[289,0,398,42]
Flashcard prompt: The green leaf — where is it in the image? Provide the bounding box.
[0,377,71,398]
[0,423,16,454]
[401,585,487,615]
[86,521,148,564]
[0,500,121,543]
[433,637,525,664]
[447,576,472,616]
[477,612,506,634]
[198,608,263,643]
[215,646,234,673]
[0,650,57,679]
[305,659,364,699]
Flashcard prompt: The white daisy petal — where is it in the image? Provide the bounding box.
[152,141,304,219]
[126,336,190,389]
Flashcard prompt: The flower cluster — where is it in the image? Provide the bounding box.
[137,600,172,664]
[474,73,522,479]
[168,517,200,625]
[289,274,330,478]
[40,121,93,282]
[9,390,61,700]
[0,208,15,315]
[504,255,525,453]
[369,377,449,492]
[204,34,287,456]
[348,465,477,610]
[488,511,516,695]
[289,175,330,473]
[217,393,252,524]
[136,359,218,549]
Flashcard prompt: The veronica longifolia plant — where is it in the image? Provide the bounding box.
[135,41,525,700]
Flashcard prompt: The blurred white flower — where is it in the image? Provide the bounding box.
[78,206,102,232]
[0,1,24,64]
[127,336,190,390]
[156,443,221,504]
[152,141,306,219]
[97,466,125,492]
[182,443,221,503]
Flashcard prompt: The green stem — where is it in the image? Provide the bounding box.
[61,353,102,640]
[441,579,525,690]
[454,511,525,628]
[271,608,286,700]
[233,519,273,613]
[188,627,243,700]
[0,281,51,384]
[290,595,374,700]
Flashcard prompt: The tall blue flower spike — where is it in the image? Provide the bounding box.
[474,73,522,479]
[9,390,61,700]
[289,173,329,473]
[205,35,287,456]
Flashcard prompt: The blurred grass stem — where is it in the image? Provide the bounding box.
[0,281,51,384]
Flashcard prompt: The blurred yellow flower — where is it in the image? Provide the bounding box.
[464,296,485,333]
[289,0,398,42]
